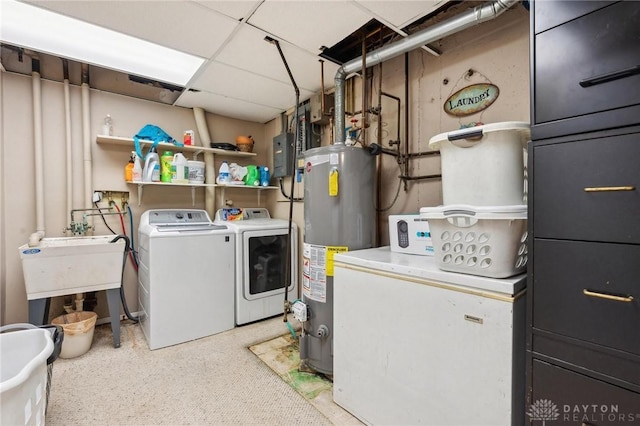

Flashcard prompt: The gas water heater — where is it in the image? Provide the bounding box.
[299,144,376,374]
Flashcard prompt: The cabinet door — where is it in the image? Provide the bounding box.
[534,0,613,34]
[533,133,640,244]
[534,1,640,126]
[533,239,640,356]
[530,359,640,425]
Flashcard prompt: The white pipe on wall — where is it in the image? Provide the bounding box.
[63,61,73,218]
[28,57,45,247]
[81,64,92,213]
[193,107,215,216]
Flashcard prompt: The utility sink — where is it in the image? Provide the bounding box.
[19,236,126,300]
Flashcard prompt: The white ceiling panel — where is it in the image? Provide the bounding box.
[25,0,239,58]
[191,61,314,109]
[213,25,340,93]
[176,90,284,124]
[247,0,372,54]
[12,0,458,124]
[354,0,448,28]
[195,0,262,21]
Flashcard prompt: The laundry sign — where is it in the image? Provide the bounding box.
[444,83,499,116]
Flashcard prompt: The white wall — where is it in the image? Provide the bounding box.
[1,72,271,324]
[1,4,530,325]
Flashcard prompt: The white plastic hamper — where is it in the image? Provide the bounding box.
[1,328,54,426]
[429,122,530,206]
[420,204,528,278]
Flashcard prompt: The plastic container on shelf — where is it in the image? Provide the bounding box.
[125,151,135,182]
[132,154,143,182]
[188,160,205,184]
[103,114,113,136]
[420,204,528,279]
[171,152,188,184]
[217,160,230,184]
[143,147,160,182]
[160,150,174,183]
[51,311,98,359]
[429,122,530,206]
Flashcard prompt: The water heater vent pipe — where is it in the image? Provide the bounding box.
[333,0,520,144]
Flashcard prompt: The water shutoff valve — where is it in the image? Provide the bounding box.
[291,300,308,322]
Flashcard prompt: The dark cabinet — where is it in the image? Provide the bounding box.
[531,360,640,425]
[528,0,640,416]
[531,0,640,140]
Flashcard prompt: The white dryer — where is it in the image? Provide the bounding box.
[138,209,235,350]
[214,208,298,325]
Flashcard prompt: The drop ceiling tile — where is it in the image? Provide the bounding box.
[247,0,373,54]
[25,0,239,58]
[191,61,315,109]
[176,89,284,123]
[214,25,341,93]
[355,0,449,28]
[195,0,262,21]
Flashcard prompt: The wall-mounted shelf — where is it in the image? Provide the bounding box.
[96,135,257,159]
[127,181,278,206]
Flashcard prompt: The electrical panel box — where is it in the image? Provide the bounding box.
[273,132,295,178]
[310,93,334,125]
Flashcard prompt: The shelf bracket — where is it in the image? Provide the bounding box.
[137,184,143,206]
[191,186,196,206]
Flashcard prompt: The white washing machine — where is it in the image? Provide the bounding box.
[138,209,235,350]
[214,208,298,325]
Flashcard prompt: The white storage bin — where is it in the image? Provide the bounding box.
[1,328,54,426]
[420,205,528,278]
[429,122,530,206]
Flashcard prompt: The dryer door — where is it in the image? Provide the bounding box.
[241,228,296,300]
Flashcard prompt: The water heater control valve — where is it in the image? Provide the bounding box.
[291,300,308,322]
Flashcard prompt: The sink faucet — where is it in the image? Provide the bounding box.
[66,207,127,236]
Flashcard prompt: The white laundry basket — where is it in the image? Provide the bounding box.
[429,122,530,206]
[420,204,528,278]
[0,328,54,426]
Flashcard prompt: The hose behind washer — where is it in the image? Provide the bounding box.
[110,234,139,322]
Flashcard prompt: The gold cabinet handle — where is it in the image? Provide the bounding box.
[584,185,635,192]
[583,289,634,303]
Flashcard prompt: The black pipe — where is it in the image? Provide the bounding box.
[399,174,442,181]
[267,37,299,315]
[109,235,139,322]
[404,52,410,191]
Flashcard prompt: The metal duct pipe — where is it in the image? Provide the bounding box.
[334,0,520,143]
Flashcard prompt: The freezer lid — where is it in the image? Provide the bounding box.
[333,247,526,296]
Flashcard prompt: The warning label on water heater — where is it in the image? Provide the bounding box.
[302,243,348,303]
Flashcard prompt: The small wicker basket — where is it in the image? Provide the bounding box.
[236,135,254,153]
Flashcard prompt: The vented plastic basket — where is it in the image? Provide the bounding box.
[420,205,528,278]
[0,328,54,426]
[429,122,530,206]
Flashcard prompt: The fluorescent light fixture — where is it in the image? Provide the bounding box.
[1,0,205,86]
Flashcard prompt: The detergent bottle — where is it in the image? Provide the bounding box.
[143,146,160,182]
[217,160,230,184]
[160,150,173,183]
[171,152,189,184]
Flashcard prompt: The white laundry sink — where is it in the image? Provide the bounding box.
[18,236,126,300]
